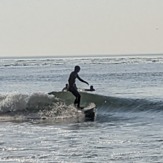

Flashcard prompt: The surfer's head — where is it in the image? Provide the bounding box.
[74,65,80,72]
[90,85,95,91]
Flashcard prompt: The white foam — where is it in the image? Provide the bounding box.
[0,93,85,122]
[0,93,28,112]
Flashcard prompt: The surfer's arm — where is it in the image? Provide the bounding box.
[77,75,89,85]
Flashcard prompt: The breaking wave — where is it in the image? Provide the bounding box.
[0,93,84,122]
[1,91,163,123]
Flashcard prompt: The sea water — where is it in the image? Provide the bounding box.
[0,55,163,162]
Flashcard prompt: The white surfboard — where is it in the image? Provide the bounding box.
[83,103,96,111]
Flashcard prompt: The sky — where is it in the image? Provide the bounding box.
[0,0,163,57]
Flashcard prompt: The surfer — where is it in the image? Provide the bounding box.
[68,65,89,108]
[84,85,95,92]
[62,84,69,92]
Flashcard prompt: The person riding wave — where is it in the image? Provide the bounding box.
[68,65,89,108]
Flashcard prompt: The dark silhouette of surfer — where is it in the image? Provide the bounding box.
[84,85,95,92]
[68,65,89,108]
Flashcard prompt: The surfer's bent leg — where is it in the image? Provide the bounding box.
[69,87,81,107]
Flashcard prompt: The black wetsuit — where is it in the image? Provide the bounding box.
[68,71,81,107]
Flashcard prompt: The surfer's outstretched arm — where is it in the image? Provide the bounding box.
[77,75,89,85]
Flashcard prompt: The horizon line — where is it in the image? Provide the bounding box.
[0,53,163,59]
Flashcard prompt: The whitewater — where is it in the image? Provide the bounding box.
[0,55,163,162]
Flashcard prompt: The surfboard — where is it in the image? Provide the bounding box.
[81,103,96,121]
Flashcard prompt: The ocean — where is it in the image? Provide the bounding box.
[0,55,163,162]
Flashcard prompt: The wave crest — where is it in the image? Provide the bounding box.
[0,93,84,122]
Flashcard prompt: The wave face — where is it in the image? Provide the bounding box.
[50,91,163,112]
[50,91,163,123]
[1,91,163,123]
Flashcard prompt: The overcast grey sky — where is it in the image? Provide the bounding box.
[0,0,163,57]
